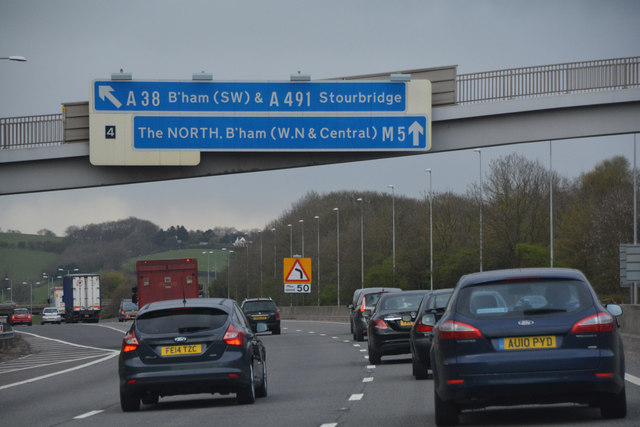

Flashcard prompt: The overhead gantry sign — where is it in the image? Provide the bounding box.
[89,79,432,166]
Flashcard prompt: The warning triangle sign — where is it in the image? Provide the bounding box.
[285,259,311,283]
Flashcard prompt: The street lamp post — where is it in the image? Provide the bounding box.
[426,169,434,291]
[314,215,320,306]
[202,250,213,298]
[474,149,483,272]
[4,275,11,303]
[22,281,33,313]
[299,220,305,257]
[387,185,396,278]
[287,224,293,257]
[259,231,263,297]
[333,208,340,306]
[357,198,364,289]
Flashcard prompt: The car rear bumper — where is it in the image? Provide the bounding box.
[370,332,411,355]
[436,370,625,408]
[119,354,252,396]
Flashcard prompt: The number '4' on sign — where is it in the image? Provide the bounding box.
[105,125,116,139]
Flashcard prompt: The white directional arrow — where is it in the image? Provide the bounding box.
[408,121,424,146]
[98,85,122,109]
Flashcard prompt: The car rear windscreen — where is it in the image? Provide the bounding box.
[456,279,593,318]
[136,307,228,334]
[242,301,276,312]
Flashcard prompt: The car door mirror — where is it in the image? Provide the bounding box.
[347,303,354,310]
[605,304,622,317]
[421,313,436,327]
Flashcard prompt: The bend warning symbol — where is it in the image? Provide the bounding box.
[283,258,312,283]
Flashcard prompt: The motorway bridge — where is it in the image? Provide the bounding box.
[1,56,639,195]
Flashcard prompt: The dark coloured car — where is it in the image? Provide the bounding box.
[348,287,401,341]
[118,298,267,411]
[11,308,32,326]
[118,299,138,322]
[409,288,453,379]
[430,268,626,426]
[241,298,281,334]
[366,290,430,364]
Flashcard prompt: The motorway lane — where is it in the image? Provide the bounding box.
[1,320,639,426]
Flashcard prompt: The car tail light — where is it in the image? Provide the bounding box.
[275,311,280,319]
[223,324,244,346]
[372,318,388,330]
[571,312,615,333]
[416,319,433,333]
[359,297,366,312]
[122,331,139,352]
[438,320,483,339]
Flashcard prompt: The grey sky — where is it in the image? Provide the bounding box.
[1,0,639,235]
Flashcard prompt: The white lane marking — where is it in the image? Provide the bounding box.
[349,393,364,401]
[320,424,338,427]
[320,333,327,336]
[87,323,129,334]
[343,340,350,343]
[0,352,118,390]
[309,331,315,334]
[363,377,374,382]
[74,410,104,419]
[17,330,115,352]
[626,373,640,386]
[353,344,360,347]
[364,355,369,359]
[331,336,339,339]
[367,365,376,369]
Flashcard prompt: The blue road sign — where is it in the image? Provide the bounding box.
[133,115,428,150]
[92,80,407,112]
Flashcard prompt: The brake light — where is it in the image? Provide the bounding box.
[223,324,244,346]
[438,320,483,339]
[122,331,139,352]
[571,312,615,333]
[416,319,433,333]
[372,318,388,330]
[275,311,280,319]
[359,296,366,312]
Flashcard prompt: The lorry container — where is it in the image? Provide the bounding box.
[51,286,65,315]
[135,258,199,308]
[62,274,101,323]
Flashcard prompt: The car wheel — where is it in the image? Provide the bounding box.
[120,390,140,412]
[413,355,429,380]
[354,327,364,342]
[600,387,627,419]
[273,328,281,335]
[255,360,268,398]
[434,390,459,426]
[141,393,159,405]
[367,342,382,365]
[237,364,256,404]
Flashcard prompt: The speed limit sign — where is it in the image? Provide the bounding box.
[284,283,311,293]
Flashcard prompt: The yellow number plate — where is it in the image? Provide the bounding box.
[400,320,414,327]
[499,335,556,351]
[253,316,268,320]
[160,344,203,356]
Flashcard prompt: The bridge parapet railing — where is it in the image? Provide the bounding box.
[457,56,640,104]
[0,113,64,149]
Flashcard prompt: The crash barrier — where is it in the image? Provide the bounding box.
[0,322,15,350]
[279,306,350,323]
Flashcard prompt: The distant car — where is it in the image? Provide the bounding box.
[11,308,32,326]
[241,298,281,334]
[118,298,268,411]
[347,287,401,341]
[409,288,453,379]
[41,307,62,325]
[366,290,431,364]
[430,268,626,426]
[118,299,138,322]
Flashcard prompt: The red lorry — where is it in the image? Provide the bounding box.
[134,258,200,308]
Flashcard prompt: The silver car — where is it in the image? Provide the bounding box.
[41,307,62,324]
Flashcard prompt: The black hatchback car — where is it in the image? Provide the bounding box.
[241,298,281,334]
[430,268,626,426]
[118,298,267,411]
[366,290,430,364]
[409,288,453,379]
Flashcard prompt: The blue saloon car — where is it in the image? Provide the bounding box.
[430,268,626,426]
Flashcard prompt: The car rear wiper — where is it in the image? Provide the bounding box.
[178,326,210,333]
[522,308,567,315]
